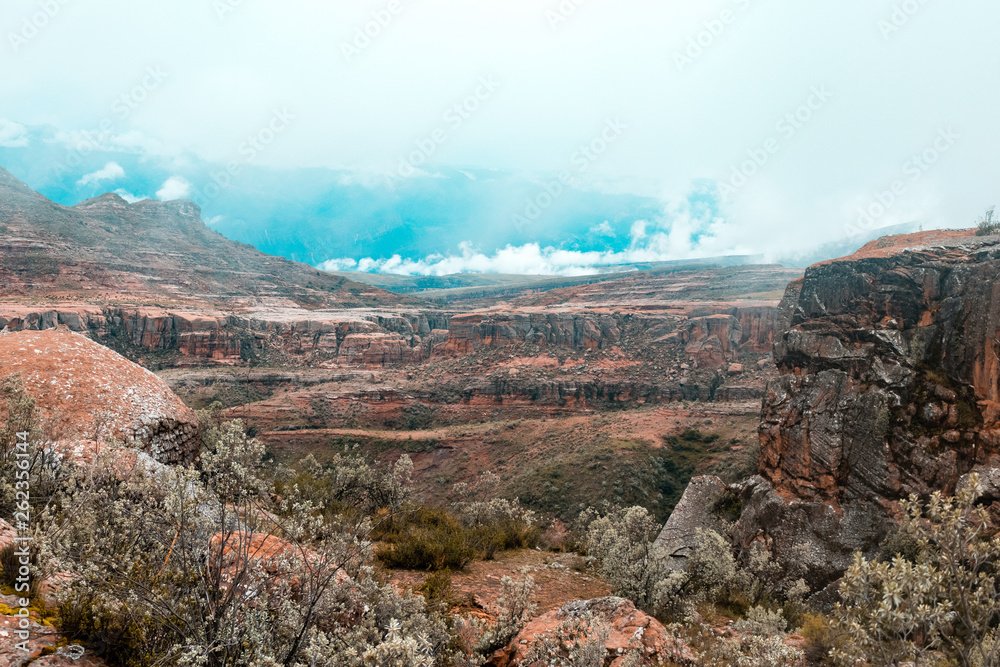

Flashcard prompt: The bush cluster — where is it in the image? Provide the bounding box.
[375,473,540,571]
[0,392,539,667]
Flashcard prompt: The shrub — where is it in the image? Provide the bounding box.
[466,518,540,561]
[376,506,476,571]
[798,613,836,666]
[474,573,536,655]
[834,476,1000,667]
[976,206,1000,236]
[703,634,803,667]
[452,471,539,559]
[41,425,394,666]
[275,452,415,518]
[417,570,455,608]
[0,542,40,599]
[735,606,788,636]
[57,594,160,667]
[584,506,673,612]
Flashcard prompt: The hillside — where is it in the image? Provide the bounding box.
[0,167,402,310]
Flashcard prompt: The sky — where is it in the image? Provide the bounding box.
[0,0,998,274]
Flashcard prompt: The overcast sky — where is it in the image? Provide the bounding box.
[1,0,998,271]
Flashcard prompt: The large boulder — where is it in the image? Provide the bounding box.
[0,329,199,464]
[492,596,694,666]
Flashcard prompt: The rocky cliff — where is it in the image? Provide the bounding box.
[730,230,1000,588]
[0,302,780,377]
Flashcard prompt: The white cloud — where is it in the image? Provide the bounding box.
[50,128,178,158]
[156,176,192,201]
[113,188,144,203]
[316,208,746,277]
[77,161,125,186]
[0,1,997,262]
[590,221,615,237]
[0,119,28,147]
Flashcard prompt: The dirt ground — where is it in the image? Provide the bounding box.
[389,549,611,616]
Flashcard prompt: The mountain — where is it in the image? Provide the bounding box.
[0,167,403,309]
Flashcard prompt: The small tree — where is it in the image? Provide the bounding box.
[834,475,1000,667]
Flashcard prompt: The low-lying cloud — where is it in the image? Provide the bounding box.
[318,210,749,276]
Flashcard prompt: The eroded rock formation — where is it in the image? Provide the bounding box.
[731,231,1000,587]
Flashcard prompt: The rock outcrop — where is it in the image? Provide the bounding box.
[730,231,1000,588]
[492,596,694,666]
[0,329,199,464]
[653,475,727,569]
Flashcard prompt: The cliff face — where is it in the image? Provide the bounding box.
[0,304,781,375]
[732,231,1000,588]
[443,307,776,363]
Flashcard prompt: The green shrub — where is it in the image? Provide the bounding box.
[467,517,541,560]
[57,594,160,667]
[376,507,476,570]
[376,502,539,571]
[417,570,454,608]
[0,542,39,599]
[798,613,837,666]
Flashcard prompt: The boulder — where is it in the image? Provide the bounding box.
[0,329,199,464]
[492,597,694,666]
[653,476,727,569]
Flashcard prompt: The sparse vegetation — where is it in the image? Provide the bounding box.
[834,477,1000,667]
[511,428,730,523]
[976,206,1000,236]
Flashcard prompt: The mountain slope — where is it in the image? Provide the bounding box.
[0,167,404,309]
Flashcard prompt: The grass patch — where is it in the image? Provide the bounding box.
[375,505,539,571]
[326,434,441,455]
[508,429,729,523]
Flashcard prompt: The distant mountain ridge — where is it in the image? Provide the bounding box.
[0,167,403,309]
